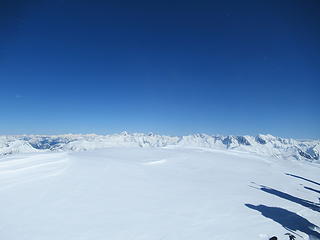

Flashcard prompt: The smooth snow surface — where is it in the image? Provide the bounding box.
[0,146,319,240]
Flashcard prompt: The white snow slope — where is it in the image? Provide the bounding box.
[0,133,319,240]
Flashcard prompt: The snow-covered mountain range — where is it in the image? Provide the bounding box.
[1,133,319,162]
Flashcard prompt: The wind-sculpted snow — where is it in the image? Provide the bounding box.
[0,133,319,162]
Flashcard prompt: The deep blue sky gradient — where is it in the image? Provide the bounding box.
[0,0,319,138]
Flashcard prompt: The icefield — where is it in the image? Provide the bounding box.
[0,133,319,240]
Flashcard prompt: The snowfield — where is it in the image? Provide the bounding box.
[0,133,319,240]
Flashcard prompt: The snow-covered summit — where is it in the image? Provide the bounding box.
[0,133,319,162]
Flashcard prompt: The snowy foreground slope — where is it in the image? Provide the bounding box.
[0,134,320,240]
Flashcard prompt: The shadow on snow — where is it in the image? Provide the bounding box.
[245,204,320,240]
[286,173,320,186]
[304,186,320,195]
[246,173,320,239]
[257,185,320,213]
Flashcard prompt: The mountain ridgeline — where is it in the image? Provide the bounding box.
[0,133,319,162]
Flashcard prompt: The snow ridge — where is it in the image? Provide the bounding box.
[0,133,319,162]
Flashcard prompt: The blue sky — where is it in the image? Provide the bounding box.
[0,0,319,138]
